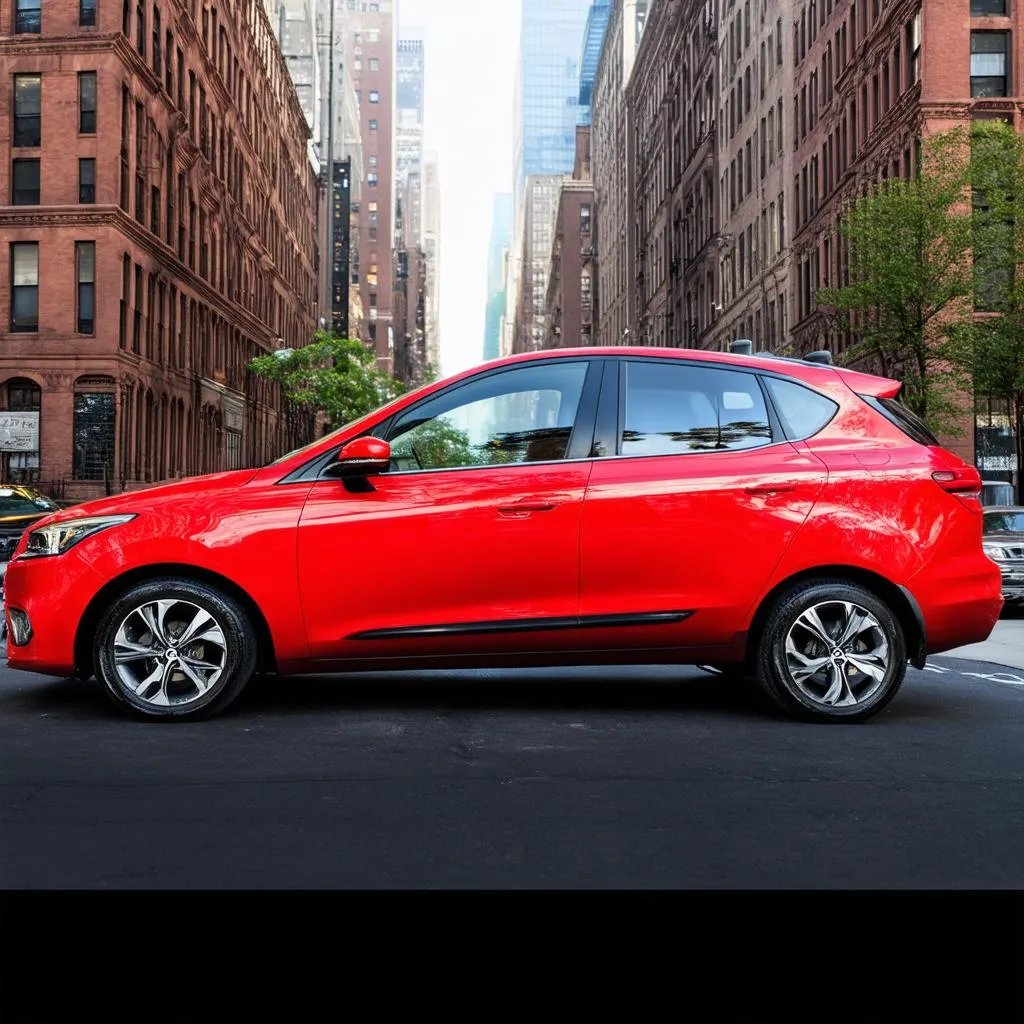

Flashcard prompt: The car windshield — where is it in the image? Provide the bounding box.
[984,511,1024,534]
[0,489,58,517]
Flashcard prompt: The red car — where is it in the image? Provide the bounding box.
[4,347,1002,722]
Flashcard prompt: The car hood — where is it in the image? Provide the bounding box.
[30,469,262,528]
[0,512,50,527]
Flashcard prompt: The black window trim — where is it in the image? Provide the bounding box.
[276,357,606,485]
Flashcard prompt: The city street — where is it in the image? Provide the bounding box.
[2,636,1023,889]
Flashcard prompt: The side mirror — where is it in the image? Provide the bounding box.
[327,436,392,478]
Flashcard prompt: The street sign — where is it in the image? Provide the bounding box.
[0,411,39,452]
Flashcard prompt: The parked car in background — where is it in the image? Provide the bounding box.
[0,486,60,565]
[4,347,1003,724]
[983,507,1024,605]
[981,480,1014,507]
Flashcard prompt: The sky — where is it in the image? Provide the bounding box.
[395,0,520,375]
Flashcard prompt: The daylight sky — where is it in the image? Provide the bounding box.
[396,0,520,375]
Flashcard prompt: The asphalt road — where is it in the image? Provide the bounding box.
[2,655,1023,889]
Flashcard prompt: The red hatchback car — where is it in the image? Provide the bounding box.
[4,346,1002,722]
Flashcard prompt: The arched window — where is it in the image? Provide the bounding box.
[3,377,42,483]
[73,375,115,482]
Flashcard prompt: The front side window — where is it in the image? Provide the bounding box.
[15,0,41,33]
[13,74,42,147]
[12,159,40,204]
[387,362,590,471]
[79,72,97,133]
[620,361,773,456]
[10,242,39,332]
[970,31,1010,96]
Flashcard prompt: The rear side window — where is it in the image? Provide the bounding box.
[621,361,773,455]
[861,396,940,446]
[764,377,838,439]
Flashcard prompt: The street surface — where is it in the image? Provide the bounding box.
[3,626,1024,889]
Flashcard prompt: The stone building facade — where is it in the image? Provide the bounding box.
[544,127,596,348]
[0,0,318,499]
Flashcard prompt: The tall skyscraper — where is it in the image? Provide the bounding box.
[577,1,612,124]
[421,156,442,374]
[484,194,514,361]
[396,34,425,240]
[343,0,396,368]
[513,0,594,210]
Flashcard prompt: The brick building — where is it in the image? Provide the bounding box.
[707,0,794,354]
[591,0,647,345]
[391,185,426,385]
[544,126,596,348]
[0,0,318,500]
[342,0,395,370]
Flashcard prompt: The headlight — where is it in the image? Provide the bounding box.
[21,515,137,559]
[983,543,1007,561]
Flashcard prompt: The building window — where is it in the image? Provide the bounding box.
[153,7,162,77]
[369,119,378,130]
[971,32,1010,96]
[80,0,97,27]
[368,155,378,167]
[12,159,40,205]
[10,243,39,333]
[368,91,380,103]
[13,75,42,148]
[581,203,592,234]
[368,172,378,186]
[15,0,41,33]
[369,58,380,71]
[971,0,1007,13]
[151,185,160,234]
[4,379,42,483]
[79,72,97,133]
[908,13,921,85]
[73,382,116,481]
[136,0,146,55]
[76,242,95,334]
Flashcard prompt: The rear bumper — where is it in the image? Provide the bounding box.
[4,554,106,676]
[912,558,1003,655]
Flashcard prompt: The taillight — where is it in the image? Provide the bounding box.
[932,468,983,511]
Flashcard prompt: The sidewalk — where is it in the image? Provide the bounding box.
[940,615,1024,670]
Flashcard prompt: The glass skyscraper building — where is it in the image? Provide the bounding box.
[513,0,594,207]
[578,1,611,125]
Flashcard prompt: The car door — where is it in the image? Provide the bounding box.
[296,358,602,662]
[578,358,828,650]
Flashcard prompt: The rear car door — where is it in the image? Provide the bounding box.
[578,358,828,650]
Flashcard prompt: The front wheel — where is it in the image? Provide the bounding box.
[94,578,257,721]
[756,580,907,723]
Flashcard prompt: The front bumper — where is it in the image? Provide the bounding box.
[4,552,108,676]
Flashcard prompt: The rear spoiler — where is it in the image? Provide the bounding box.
[728,339,901,398]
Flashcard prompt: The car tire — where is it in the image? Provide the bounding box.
[94,577,257,721]
[756,579,907,723]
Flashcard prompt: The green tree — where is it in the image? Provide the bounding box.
[945,120,1024,496]
[248,331,406,428]
[814,128,980,434]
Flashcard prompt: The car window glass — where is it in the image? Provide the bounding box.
[764,376,838,439]
[984,511,1024,533]
[621,362,773,456]
[0,489,56,516]
[387,362,588,471]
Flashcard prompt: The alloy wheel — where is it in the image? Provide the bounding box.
[783,600,889,709]
[112,599,228,709]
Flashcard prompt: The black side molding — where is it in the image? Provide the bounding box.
[348,610,694,641]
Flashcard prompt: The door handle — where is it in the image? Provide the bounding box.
[497,501,556,515]
[744,482,798,495]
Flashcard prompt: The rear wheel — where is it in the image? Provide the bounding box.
[94,578,257,721]
[756,580,907,723]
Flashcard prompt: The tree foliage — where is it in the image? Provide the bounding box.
[814,128,981,434]
[248,331,406,428]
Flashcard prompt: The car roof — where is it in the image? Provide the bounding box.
[478,345,897,394]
